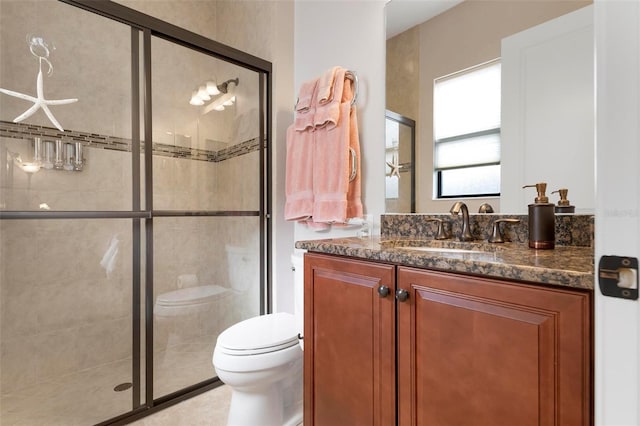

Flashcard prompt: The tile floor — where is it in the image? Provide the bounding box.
[130,385,230,425]
[0,344,220,425]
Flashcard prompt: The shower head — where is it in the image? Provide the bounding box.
[217,77,239,94]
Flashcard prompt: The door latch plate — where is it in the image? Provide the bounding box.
[598,255,639,300]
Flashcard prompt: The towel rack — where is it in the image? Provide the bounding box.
[345,70,358,106]
[293,69,359,110]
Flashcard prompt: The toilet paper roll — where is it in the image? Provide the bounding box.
[177,274,198,289]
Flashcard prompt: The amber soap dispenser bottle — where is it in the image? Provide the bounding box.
[523,183,555,249]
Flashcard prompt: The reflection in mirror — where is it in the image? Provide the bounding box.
[385,110,415,212]
[385,0,592,214]
[433,60,501,199]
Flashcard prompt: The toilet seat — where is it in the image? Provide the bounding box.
[216,313,299,356]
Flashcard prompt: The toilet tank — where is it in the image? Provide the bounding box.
[225,245,257,293]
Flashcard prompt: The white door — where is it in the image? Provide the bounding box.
[595,1,640,424]
[500,5,594,214]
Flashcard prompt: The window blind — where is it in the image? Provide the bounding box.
[434,60,501,172]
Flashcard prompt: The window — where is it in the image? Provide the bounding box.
[434,60,501,198]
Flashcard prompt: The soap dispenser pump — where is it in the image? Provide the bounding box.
[523,183,555,249]
[551,188,576,213]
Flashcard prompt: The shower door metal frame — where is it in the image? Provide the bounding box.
[0,1,273,424]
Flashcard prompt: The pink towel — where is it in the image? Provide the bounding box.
[285,79,319,221]
[317,66,339,105]
[295,78,317,112]
[312,68,350,223]
[285,66,363,227]
[284,124,315,221]
[313,67,345,130]
[294,78,318,132]
[344,78,363,219]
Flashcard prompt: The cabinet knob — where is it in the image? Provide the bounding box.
[377,285,390,298]
[396,289,409,302]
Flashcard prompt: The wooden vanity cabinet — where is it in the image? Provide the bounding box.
[304,253,396,426]
[397,266,592,426]
[304,253,592,426]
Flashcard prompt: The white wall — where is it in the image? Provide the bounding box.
[292,0,387,244]
[271,1,296,313]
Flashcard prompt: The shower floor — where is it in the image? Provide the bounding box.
[0,342,217,426]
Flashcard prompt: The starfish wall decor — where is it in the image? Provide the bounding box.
[386,153,401,178]
[0,37,78,132]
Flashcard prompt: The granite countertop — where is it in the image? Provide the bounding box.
[295,237,594,290]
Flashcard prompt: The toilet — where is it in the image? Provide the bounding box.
[212,252,304,426]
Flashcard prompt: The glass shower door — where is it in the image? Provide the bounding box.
[149,35,265,399]
[0,1,142,423]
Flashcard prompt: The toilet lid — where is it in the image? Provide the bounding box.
[156,285,228,307]
[217,312,299,356]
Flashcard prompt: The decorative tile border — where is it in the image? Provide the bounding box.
[0,120,260,162]
[381,213,594,247]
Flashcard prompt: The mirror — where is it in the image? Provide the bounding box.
[385,0,594,214]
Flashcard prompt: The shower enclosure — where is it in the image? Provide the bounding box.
[0,1,272,424]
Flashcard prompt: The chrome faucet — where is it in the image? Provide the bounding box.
[449,201,474,241]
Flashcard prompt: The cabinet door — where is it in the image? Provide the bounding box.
[397,267,592,426]
[304,253,396,426]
